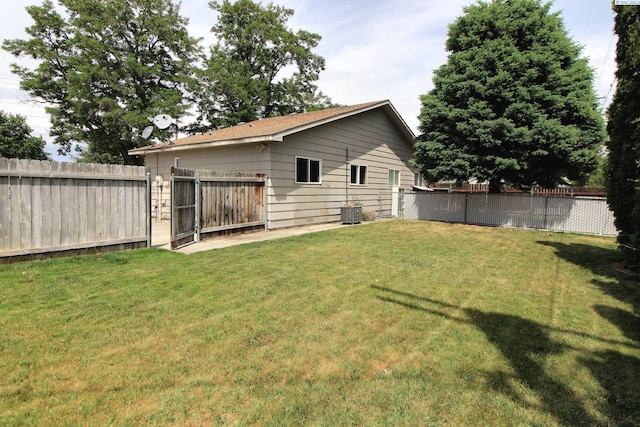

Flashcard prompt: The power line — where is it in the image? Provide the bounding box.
[596,32,616,89]
[601,76,617,111]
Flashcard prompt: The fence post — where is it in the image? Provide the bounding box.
[146,172,152,248]
[195,173,201,243]
[464,193,469,224]
[265,175,269,230]
[543,196,549,230]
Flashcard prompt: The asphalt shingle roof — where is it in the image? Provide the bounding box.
[130,100,413,155]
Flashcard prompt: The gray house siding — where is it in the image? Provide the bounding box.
[267,109,414,228]
[146,145,270,220]
[141,104,415,229]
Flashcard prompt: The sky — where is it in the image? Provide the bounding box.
[0,0,618,162]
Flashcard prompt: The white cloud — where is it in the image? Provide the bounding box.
[0,0,618,161]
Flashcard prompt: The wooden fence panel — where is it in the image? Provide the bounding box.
[198,170,266,237]
[0,158,150,263]
[170,167,197,249]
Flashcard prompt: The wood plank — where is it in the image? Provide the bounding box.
[0,159,12,250]
[117,166,126,240]
[34,160,50,248]
[86,164,98,243]
[110,165,119,240]
[79,164,89,243]
[19,160,32,250]
[0,236,148,258]
[60,162,73,245]
[49,161,62,247]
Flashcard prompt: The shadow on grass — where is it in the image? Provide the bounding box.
[537,241,640,311]
[538,240,640,423]
[373,285,640,426]
[579,350,640,425]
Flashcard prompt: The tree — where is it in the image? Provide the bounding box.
[190,0,332,131]
[0,110,50,160]
[3,0,200,165]
[586,151,607,188]
[606,3,640,268]
[413,0,605,193]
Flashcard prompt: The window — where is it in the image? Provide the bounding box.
[414,172,425,187]
[389,169,401,186]
[296,156,321,183]
[350,164,367,185]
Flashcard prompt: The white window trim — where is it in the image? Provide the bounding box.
[350,163,368,186]
[389,169,401,186]
[295,156,322,184]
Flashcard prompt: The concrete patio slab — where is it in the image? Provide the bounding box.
[150,220,350,254]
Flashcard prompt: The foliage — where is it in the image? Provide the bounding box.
[1,221,636,425]
[606,3,640,268]
[413,0,605,193]
[2,0,200,165]
[0,110,50,160]
[189,0,332,131]
[586,150,607,188]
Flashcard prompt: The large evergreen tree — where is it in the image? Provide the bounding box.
[3,0,200,164]
[606,3,640,267]
[0,110,50,160]
[190,0,332,131]
[413,0,605,193]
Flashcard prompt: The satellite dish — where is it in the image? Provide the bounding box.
[141,126,154,139]
[152,114,173,130]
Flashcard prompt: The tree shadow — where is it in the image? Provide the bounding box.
[593,304,640,342]
[538,241,640,307]
[579,350,640,426]
[466,309,597,426]
[537,241,623,281]
[373,285,640,426]
[536,241,640,424]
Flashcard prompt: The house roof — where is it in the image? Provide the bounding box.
[129,100,415,156]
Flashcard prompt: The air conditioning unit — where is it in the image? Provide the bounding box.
[341,206,362,224]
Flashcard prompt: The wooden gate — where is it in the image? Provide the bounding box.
[170,166,198,249]
[170,167,267,249]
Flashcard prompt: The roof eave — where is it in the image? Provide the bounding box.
[129,135,283,156]
[381,102,416,145]
[272,100,415,146]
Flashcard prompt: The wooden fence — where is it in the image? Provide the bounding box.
[169,167,266,248]
[199,170,267,237]
[0,158,151,263]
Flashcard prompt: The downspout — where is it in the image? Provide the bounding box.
[345,147,349,206]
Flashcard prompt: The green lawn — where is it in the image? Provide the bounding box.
[1,220,639,426]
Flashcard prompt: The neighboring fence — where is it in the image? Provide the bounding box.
[402,192,617,236]
[1,158,151,263]
[428,182,607,197]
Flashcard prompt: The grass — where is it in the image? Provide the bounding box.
[1,220,639,426]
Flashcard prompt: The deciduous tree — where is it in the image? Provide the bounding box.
[3,0,200,164]
[413,0,605,193]
[0,110,50,160]
[190,0,332,131]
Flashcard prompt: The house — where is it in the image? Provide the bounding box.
[129,100,417,229]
